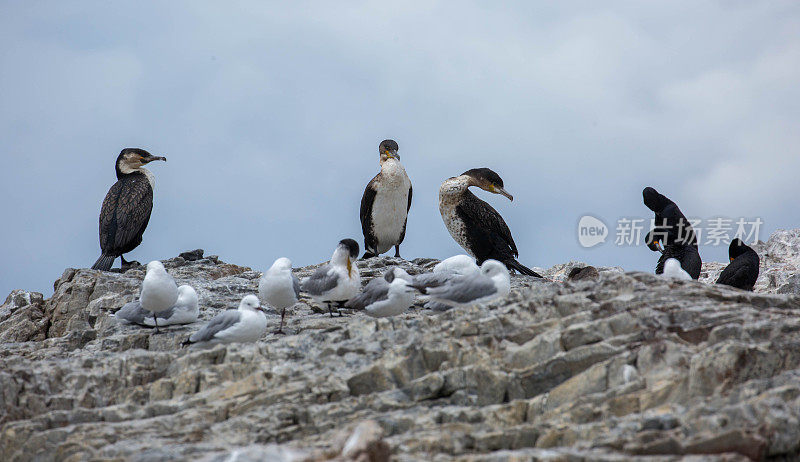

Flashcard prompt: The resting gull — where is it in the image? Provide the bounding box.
[115,285,198,326]
[182,295,267,346]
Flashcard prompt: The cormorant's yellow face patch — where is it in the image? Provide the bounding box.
[730,257,735,262]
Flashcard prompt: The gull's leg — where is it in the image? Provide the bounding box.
[153,314,160,334]
[274,308,286,335]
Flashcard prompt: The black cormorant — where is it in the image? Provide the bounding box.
[91,148,166,271]
[642,186,697,250]
[360,140,412,258]
[655,243,702,279]
[716,238,760,290]
[438,168,541,277]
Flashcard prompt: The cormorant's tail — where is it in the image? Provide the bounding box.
[91,254,116,271]
[505,259,543,278]
[361,251,377,259]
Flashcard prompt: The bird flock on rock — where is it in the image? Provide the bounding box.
[101,141,762,344]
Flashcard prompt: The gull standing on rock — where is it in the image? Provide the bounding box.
[259,257,300,334]
[182,295,267,346]
[302,239,362,317]
[360,140,413,259]
[92,148,167,271]
[140,261,179,333]
[439,168,541,277]
[115,285,198,326]
[346,267,415,324]
[415,259,511,309]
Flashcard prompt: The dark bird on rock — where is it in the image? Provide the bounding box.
[360,140,412,259]
[92,148,166,271]
[716,238,760,291]
[655,243,702,280]
[439,168,541,277]
[642,186,698,250]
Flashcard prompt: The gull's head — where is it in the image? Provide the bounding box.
[481,260,510,279]
[379,139,400,163]
[270,257,293,272]
[176,285,198,306]
[146,260,166,274]
[240,294,265,312]
[116,148,166,176]
[728,238,751,261]
[383,267,412,284]
[462,168,513,201]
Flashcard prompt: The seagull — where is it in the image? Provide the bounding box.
[182,295,267,346]
[414,255,480,311]
[418,259,511,309]
[302,239,361,317]
[258,257,300,334]
[140,260,179,333]
[346,267,415,324]
[115,285,199,326]
[662,258,692,281]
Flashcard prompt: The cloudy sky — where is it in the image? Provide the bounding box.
[1,1,799,298]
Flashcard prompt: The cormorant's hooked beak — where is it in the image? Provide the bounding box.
[655,241,664,253]
[384,149,399,160]
[142,154,167,163]
[493,185,513,201]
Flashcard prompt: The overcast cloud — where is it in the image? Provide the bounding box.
[1,1,799,297]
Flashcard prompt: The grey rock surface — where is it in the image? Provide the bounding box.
[1,232,800,461]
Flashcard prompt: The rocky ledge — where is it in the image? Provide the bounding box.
[2,231,800,461]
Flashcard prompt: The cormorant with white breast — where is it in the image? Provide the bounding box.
[641,187,701,279]
[439,168,542,277]
[360,139,412,258]
[92,148,166,271]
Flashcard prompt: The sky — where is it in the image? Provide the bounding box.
[1,1,799,298]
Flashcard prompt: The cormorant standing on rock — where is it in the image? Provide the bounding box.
[716,238,760,291]
[439,168,541,277]
[92,148,166,271]
[360,140,412,259]
[642,187,701,279]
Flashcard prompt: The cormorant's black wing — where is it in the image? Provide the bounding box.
[359,175,379,254]
[456,192,518,261]
[407,183,413,212]
[99,174,153,254]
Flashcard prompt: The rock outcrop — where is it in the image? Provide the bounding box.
[2,232,800,461]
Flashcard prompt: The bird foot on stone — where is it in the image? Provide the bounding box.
[121,260,142,272]
[272,329,286,335]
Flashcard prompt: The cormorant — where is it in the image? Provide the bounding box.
[182,295,267,346]
[258,257,300,334]
[301,239,362,317]
[716,238,760,291]
[655,243,702,279]
[360,140,412,258]
[662,258,692,280]
[92,148,166,271]
[642,186,697,250]
[438,168,541,277]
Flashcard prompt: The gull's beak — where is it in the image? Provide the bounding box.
[494,185,513,201]
[142,154,167,163]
